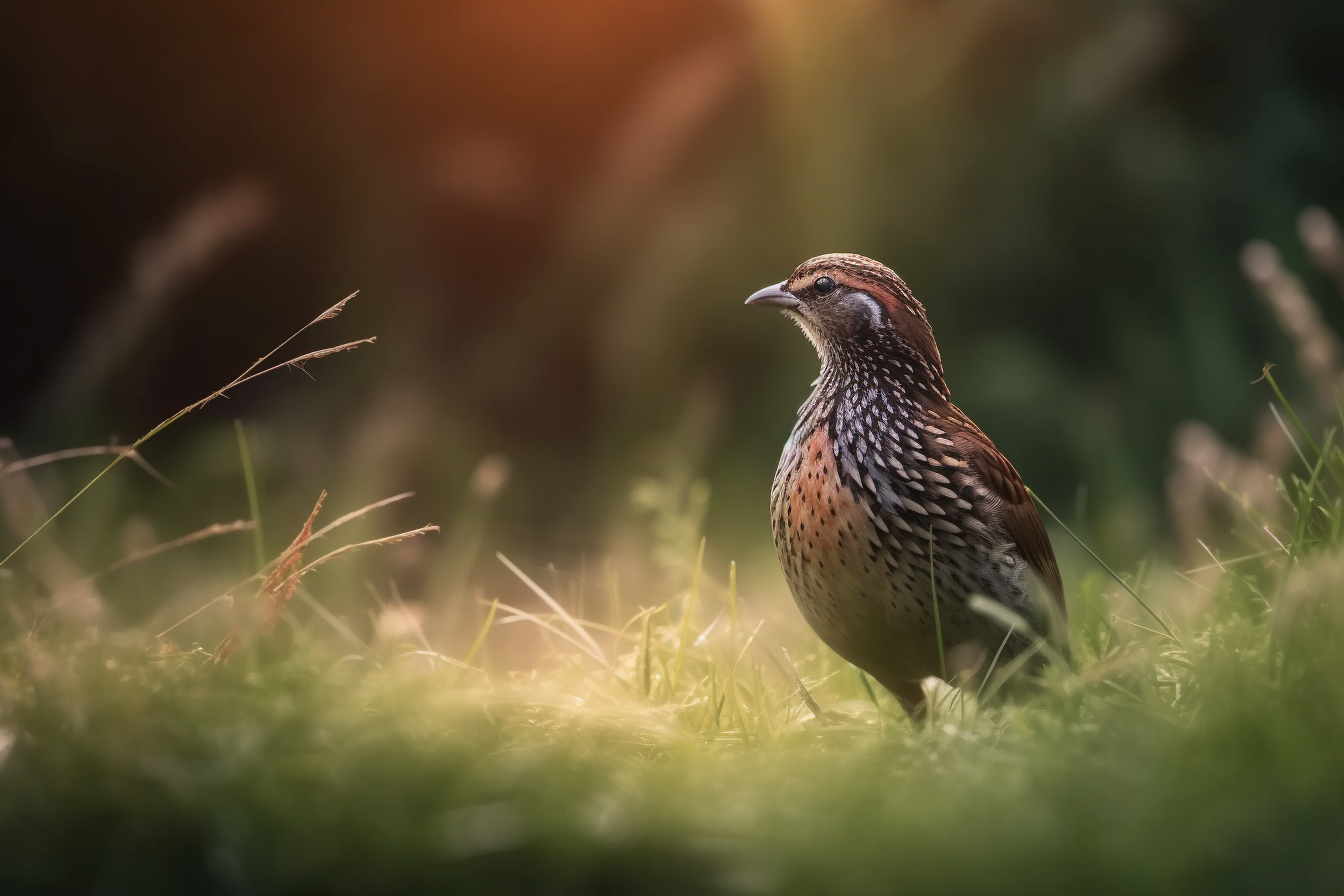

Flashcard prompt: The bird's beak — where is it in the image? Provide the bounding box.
[744,281,800,311]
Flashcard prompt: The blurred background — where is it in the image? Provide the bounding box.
[4,0,1344,637]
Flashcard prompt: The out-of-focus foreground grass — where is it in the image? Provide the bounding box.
[2,243,1344,893]
[2,466,1344,894]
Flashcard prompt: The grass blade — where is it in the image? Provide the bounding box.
[1028,487,1177,641]
[234,419,265,568]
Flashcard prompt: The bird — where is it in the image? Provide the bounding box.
[746,253,1065,711]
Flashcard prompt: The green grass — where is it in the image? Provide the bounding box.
[4,307,1344,894]
[2,547,1343,894]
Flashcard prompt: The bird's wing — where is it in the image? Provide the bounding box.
[943,407,1066,615]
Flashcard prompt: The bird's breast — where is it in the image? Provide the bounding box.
[769,408,1032,679]
[771,425,896,650]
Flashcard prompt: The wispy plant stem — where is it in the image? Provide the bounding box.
[1263,366,1344,488]
[234,419,265,569]
[0,293,368,570]
[1028,487,1177,640]
[929,533,946,681]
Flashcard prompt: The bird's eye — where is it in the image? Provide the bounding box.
[814,276,837,295]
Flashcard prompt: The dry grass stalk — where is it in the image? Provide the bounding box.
[0,440,103,623]
[307,492,416,544]
[0,444,171,487]
[1241,239,1344,409]
[1299,206,1344,297]
[207,492,438,663]
[158,491,420,645]
[246,339,375,385]
[294,526,440,579]
[46,520,253,616]
[1170,210,1344,561]
[215,492,325,662]
[1166,210,1344,561]
[497,552,607,664]
[1167,420,1281,568]
[111,520,254,574]
[258,491,325,628]
[0,293,372,571]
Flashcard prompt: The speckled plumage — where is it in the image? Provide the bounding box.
[751,254,1065,710]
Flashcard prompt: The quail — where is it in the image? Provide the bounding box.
[747,253,1065,710]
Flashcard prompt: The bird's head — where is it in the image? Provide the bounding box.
[746,253,946,390]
